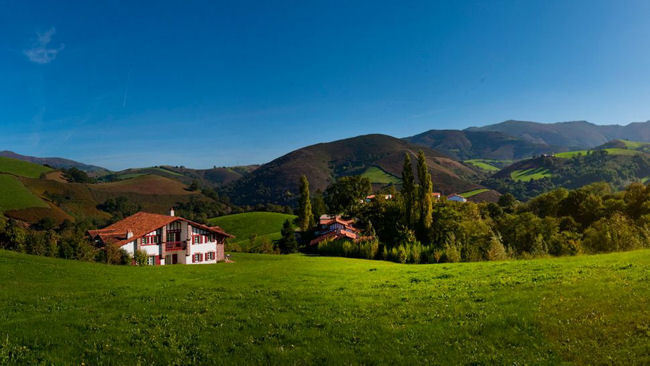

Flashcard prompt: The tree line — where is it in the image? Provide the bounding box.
[295,152,650,263]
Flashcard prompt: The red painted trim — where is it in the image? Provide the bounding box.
[155,255,160,265]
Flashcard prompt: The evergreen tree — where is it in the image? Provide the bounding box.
[417,151,433,234]
[297,175,315,231]
[401,153,415,226]
[278,219,298,254]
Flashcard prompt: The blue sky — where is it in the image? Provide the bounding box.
[2,0,650,170]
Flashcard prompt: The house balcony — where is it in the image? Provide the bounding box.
[165,241,186,251]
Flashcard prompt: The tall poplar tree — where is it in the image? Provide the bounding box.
[297,175,315,231]
[401,153,415,226]
[417,151,433,233]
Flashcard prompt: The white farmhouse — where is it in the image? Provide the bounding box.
[88,209,233,265]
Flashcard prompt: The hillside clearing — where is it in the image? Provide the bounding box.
[360,166,402,184]
[510,167,552,182]
[555,148,644,158]
[464,159,501,172]
[459,188,490,198]
[0,175,48,213]
[0,157,51,178]
[0,250,647,364]
[208,211,296,250]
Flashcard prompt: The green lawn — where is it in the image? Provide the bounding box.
[556,148,644,158]
[0,174,48,213]
[360,166,401,184]
[0,157,51,178]
[459,188,489,198]
[619,140,650,150]
[209,211,297,249]
[0,250,648,364]
[510,167,552,182]
[464,159,500,172]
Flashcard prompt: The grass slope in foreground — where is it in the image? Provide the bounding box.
[0,250,648,364]
[0,175,48,213]
[208,211,296,248]
[0,157,51,178]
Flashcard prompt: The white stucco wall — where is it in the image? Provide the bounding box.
[120,241,137,256]
[187,240,218,264]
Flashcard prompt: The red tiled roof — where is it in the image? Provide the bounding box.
[88,212,233,247]
[309,228,358,246]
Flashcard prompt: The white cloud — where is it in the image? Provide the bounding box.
[24,27,64,64]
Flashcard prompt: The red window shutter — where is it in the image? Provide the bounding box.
[192,255,196,263]
[200,253,204,261]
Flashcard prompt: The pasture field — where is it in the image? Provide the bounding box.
[0,175,48,213]
[0,157,51,178]
[459,188,489,198]
[464,159,500,172]
[0,250,648,364]
[555,148,644,158]
[510,167,552,182]
[209,211,296,250]
[360,166,401,184]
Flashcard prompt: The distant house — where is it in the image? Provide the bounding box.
[431,192,441,200]
[447,194,467,203]
[364,194,393,203]
[309,215,361,246]
[88,209,233,265]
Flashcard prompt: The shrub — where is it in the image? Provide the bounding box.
[583,213,644,253]
[485,234,507,261]
[134,249,148,266]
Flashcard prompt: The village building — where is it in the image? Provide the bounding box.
[309,214,361,246]
[88,209,233,265]
[447,194,468,203]
[431,192,441,200]
[364,194,393,203]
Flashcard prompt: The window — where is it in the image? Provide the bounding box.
[147,256,155,266]
[206,252,215,260]
[192,235,201,244]
[193,253,203,263]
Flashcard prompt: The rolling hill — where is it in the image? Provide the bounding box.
[0,156,52,178]
[101,165,257,187]
[224,134,484,205]
[208,211,296,250]
[468,120,650,150]
[485,148,650,200]
[405,129,562,160]
[0,150,109,176]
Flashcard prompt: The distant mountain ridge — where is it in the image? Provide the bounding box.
[0,150,109,176]
[467,120,650,150]
[404,129,565,160]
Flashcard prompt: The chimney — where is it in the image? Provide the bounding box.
[169,208,175,217]
[127,230,134,239]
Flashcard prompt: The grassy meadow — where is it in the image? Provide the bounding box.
[0,175,48,213]
[459,188,489,198]
[0,249,648,364]
[555,148,645,158]
[360,166,402,184]
[464,159,501,172]
[0,157,51,179]
[208,211,296,250]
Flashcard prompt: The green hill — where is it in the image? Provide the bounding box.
[0,156,51,178]
[0,249,648,364]
[225,134,483,206]
[208,211,296,249]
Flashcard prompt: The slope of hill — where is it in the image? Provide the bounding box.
[0,156,52,178]
[102,165,256,187]
[225,134,483,205]
[468,120,650,150]
[485,150,650,200]
[208,211,296,250]
[0,151,109,176]
[1,249,648,364]
[0,174,49,212]
[405,129,561,160]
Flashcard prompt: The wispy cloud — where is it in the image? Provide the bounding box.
[24,27,64,64]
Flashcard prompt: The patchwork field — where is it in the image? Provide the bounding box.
[208,211,296,250]
[0,157,51,178]
[510,167,552,182]
[0,174,48,213]
[0,250,648,364]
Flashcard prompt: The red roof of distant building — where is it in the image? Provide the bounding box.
[88,212,233,247]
